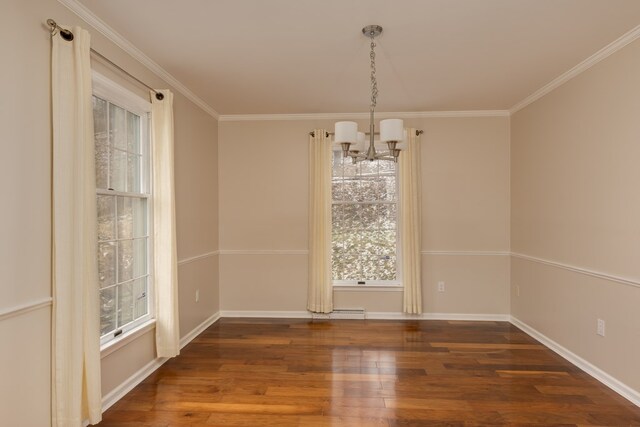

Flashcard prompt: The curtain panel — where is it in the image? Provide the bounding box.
[307,129,333,313]
[399,128,422,314]
[51,25,102,426]
[150,90,180,357]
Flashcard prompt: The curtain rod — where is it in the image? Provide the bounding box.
[310,130,424,137]
[46,19,164,101]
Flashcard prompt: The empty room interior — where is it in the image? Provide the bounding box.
[2,0,640,425]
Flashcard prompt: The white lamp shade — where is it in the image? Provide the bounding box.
[394,130,409,150]
[374,139,389,151]
[380,119,404,142]
[353,132,366,151]
[334,121,358,143]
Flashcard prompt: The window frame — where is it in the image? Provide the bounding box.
[330,147,403,288]
[92,71,155,348]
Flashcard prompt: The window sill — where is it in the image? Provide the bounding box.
[333,284,403,292]
[100,319,156,359]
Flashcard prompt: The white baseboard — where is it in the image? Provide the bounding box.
[423,313,509,321]
[510,316,640,407]
[367,312,509,321]
[220,310,312,318]
[101,357,169,413]
[100,311,221,414]
[219,310,509,322]
[179,311,221,349]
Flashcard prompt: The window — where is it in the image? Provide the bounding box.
[92,73,153,346]
[331,150,400,285]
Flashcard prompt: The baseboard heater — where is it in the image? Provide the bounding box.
[312,308,366,320]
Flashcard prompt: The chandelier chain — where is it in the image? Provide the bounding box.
[370,37,378,112]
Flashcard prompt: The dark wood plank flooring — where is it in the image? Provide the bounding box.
[99,318,640,426]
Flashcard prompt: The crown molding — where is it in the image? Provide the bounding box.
[510,24,640,114]
[56,0,220,119]
[218,110,510,122]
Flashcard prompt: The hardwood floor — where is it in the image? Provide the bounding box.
[99,319,640,426]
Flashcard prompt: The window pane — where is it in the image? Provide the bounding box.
[359,159,381,176]
[133,239,147,278]
[117,282,134,327]
[333,229,397,257]
[109,103,127,150]
[332,204,397,233]
[98,242,116,288]
[95,142,110,190]
[378,160,396,174]
[93,97,109,189]
[97,195,115,241]
[117,239,133,282]
[100,287,116,336]
[117,197,147,239]
[133,277,148,319]
[127,154,141,193]
[127,111,140,153]
[110,148,127,191]
[117,196,131,239]
[333,176,396,202]
[132,199,147,237]
[332,151,357,178]
[332,252,396,281]
[117,239,146,282]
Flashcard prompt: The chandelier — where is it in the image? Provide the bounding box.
[334,25,404,163]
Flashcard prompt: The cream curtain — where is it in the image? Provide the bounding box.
[150,90,180,357]
[307,129,333,313]
[399,128,422,314]
[51,26,102,426]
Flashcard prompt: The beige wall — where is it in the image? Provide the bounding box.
[219,116,510,314]
[6,0,638,419]
[0,0,219,424]
[511,39,640,392]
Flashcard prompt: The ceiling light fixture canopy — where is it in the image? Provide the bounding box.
[334,25,404,163]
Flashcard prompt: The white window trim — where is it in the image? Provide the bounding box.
[333,283,403,292]
[331,149,402,288]
[93,71,155,350]
[100,319,156,359]
[92,72,152,116]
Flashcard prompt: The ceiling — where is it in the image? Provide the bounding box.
[76,0,640,115]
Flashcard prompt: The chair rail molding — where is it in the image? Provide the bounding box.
[177,250,219,266]
[511,252,640,289]
[0,297,53,322]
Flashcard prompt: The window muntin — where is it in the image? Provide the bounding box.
[331,150,399,284]
[92,81,152,346]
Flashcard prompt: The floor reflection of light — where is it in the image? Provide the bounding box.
[329,344,397,423]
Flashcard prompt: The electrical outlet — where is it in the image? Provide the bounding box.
[597,318,605,336]
[437,281,445,292]
[195,289,200,303]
